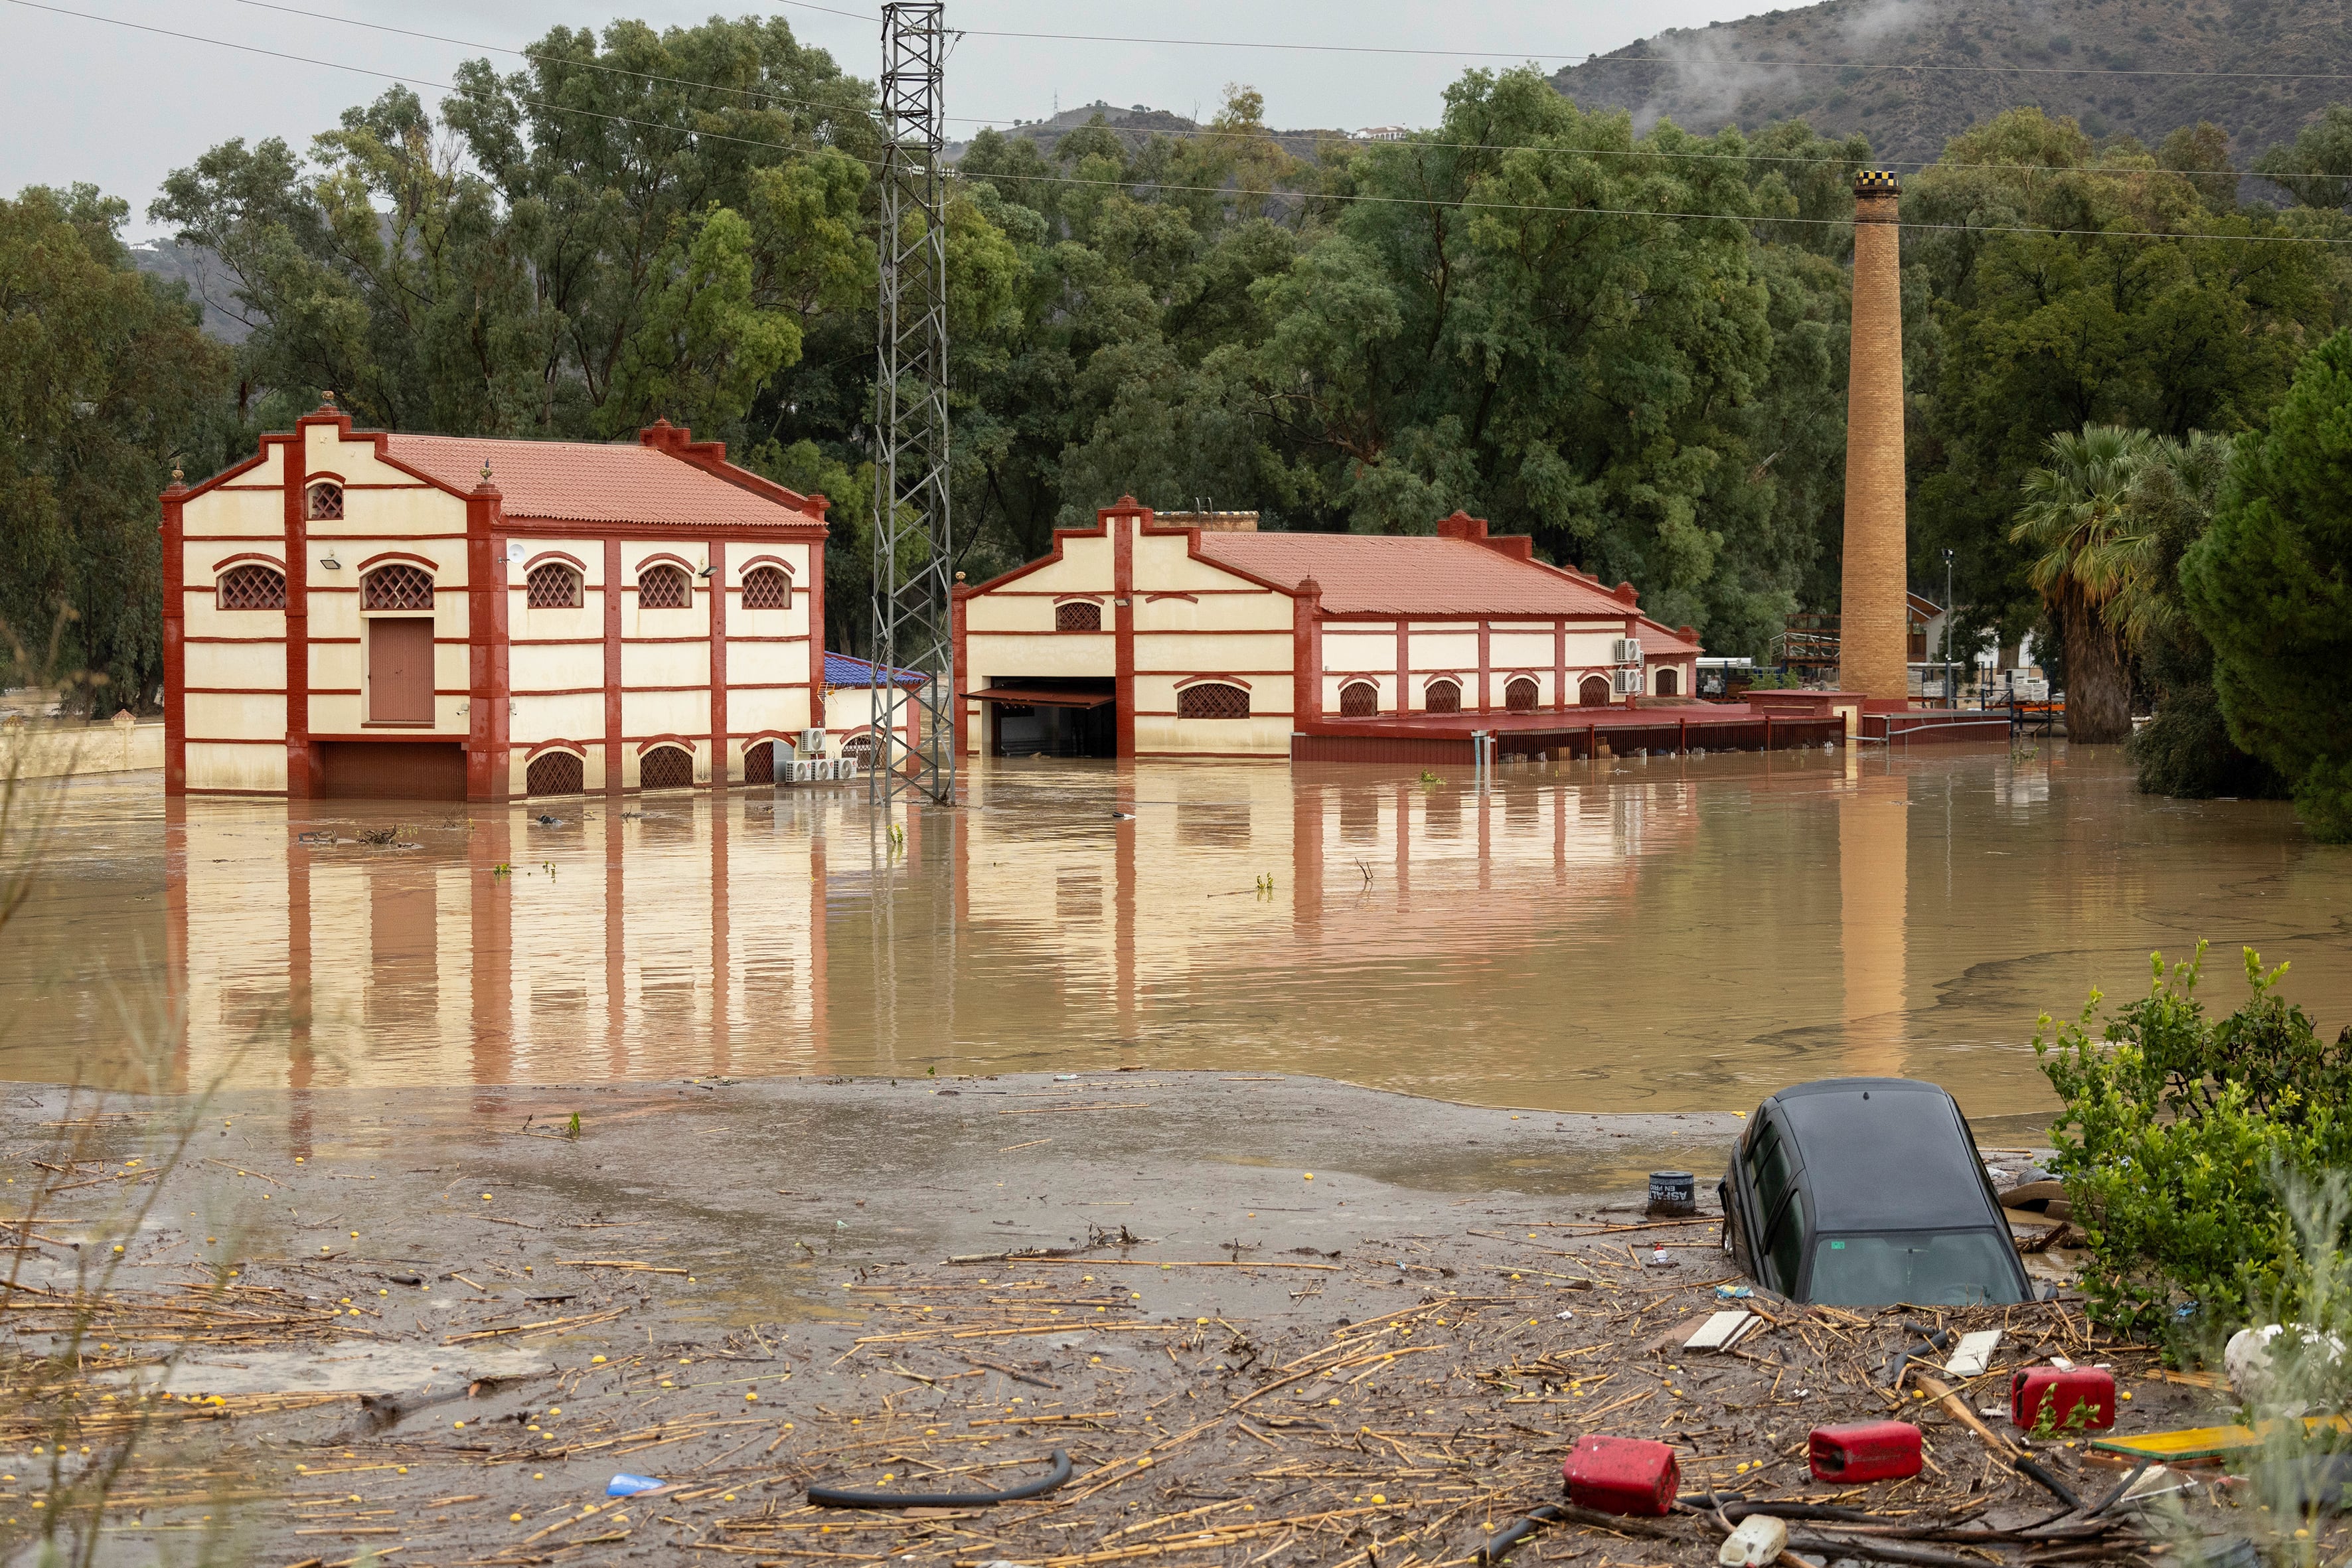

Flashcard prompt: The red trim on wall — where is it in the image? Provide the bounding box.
[1476,619,1492,712]
[464,483,510,801]
[1293,580,1322,726]
[284,433,311,798]
[1144,591,1198,603]
[709,540,727,789]
[807,530,825,730]
[182,635,288,645]
[1173,673,1255,691]
[523,739,588,761]
[520,548,588,572]
[1553,619,1568,712]
[356,548,442,572]
[629,550,696,574]
[736,552,794,574]
[603,538,623,792]
[633,734,700,756]
[950,578,970,759]
[207,550,287,574]
[1111,503,1138,757]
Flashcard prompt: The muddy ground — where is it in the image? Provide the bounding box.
[0,1073,2273,1567]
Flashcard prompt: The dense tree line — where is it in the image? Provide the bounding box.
[5,11,2349,823]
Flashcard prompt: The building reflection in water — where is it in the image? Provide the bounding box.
[1838,752,1911,1079]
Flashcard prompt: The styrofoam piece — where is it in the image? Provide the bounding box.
[1944,1330,2003,1378]
[1718,1514,1788,1566]
[1685,1310,1755,1351]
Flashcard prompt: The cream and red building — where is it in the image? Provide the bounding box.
[951,501,1701,759]
[162,404,828,799]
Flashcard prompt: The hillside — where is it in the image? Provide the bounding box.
[1548,0,2347,170]
[947,99,1339,165]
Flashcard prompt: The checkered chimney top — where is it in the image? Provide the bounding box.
[1853,169,1901,197]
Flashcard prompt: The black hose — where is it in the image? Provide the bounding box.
[1478,1503,1567,1563]
[2012,1455,2086,1514]
[807,1449,1073,1510]
[2084,1456,2154,1520]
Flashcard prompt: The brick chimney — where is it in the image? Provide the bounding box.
[1840,170,1908,701]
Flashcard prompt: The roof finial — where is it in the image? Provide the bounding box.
[481,458,493,485]
[319,388,337,410]
[169,457,185,488]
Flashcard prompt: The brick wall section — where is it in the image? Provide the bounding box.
[1840,173,1909,702]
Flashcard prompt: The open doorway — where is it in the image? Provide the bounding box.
[978,678,1116,757]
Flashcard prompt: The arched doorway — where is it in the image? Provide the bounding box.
[1655,667,1680,697]
[1504,676,1538,713]
[742,740,775,785]
[1579,674,1611,706]
[526,750,584,797]
[1340,681,1377,718]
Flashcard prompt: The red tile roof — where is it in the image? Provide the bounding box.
[383,433,818,529]
[1192,530,1694,648]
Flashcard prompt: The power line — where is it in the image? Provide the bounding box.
[189,0,2348,189]
[15,0,2350,248]
[770,1,2352,83]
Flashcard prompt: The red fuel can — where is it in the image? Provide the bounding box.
[2011,1366,2116,1432]
[1810,1421,1924,1482]
[1563,1434,1680,1517]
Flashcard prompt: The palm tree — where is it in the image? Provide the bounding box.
[2011,425,2156,744]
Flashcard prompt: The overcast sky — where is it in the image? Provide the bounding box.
[4,0,1772,242]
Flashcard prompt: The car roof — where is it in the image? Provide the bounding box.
[1766,1078,1996,1232]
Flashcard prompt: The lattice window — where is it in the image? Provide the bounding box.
[1425,679,1462,714]
[525,562,582,609]
[638,564,690,609]
[1579,674,1611,706]
[639,745,694,789]
[1178,682,1249,720]
[1340,680,1378,718]
[526,751,584,796]
[742,565,791,611]
[841,732,876,764]
[306,482,343,520]
[1505,676,1539,713]
[1056,600,1102,633]
[362,563,434,611]
[743,740,777,785]
[215,563,286,611]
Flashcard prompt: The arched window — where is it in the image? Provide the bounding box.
[1056,600,1102,632]
[215,563,286,611]
[841,731,876,767]
[1655,666,1680,696]
[362,563,434,610]
[637,563,690,609]
[1579,674,1612,706]
[526,562,582,609]
[1425,678,1462,715]
[526,751,584,797]
[743,739,776,785]
[1505,676,1539,713]
[639,745,694,789]
[1178,682,1249,720]
[1339,680,1378,718]
[742,565,791,610]
[305,482,343,520]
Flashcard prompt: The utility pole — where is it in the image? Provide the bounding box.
[1941,547,1956,710]
[871,0,955,809]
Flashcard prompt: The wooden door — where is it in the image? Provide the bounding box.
[368,617,435,724]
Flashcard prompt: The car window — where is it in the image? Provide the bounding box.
[1765,1190,1805,1289]
[1806,1229,2026,1306]
[1750,1123,1798,1221]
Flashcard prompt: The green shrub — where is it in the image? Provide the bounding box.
[2035,943,2352,1334]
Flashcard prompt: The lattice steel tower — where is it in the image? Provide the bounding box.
[870,1,956,807]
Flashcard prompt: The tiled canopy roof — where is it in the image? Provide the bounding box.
[383,432,817,528]
[823,651,926,688]
[1193,530,1691,645]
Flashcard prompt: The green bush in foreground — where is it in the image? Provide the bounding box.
[2036,943,2352,1334]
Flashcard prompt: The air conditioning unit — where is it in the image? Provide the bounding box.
[799,728,826,757]
[1612,668,1644,696]
[1611,637,1644,665]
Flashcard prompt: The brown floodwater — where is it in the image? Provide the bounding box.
[3,744,2347,1115]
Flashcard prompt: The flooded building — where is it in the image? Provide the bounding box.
[161,402,831,800]
[951,501,1702,759]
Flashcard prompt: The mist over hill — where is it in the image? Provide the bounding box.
[1548,0,2345,169]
